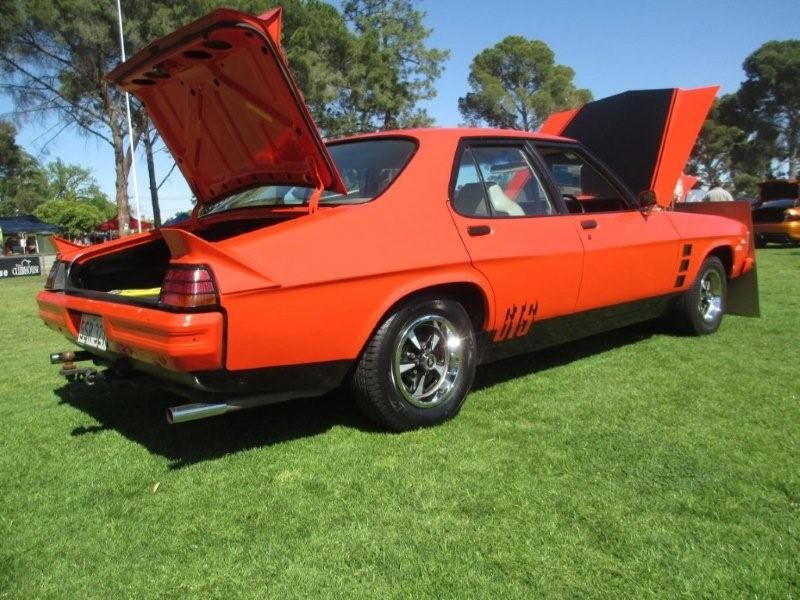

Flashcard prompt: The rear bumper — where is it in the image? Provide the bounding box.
[158,360,353,400]
[37,290,224,372]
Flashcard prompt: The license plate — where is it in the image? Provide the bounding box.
[77,314,107,351]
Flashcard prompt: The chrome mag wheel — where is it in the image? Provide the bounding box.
[698,268,723,323]
[391,314,464,409]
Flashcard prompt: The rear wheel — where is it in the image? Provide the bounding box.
[352,298,477,431]
[675,256,727,335]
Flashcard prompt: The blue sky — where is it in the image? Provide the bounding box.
[2,0,799,220]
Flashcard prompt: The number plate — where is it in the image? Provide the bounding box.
[77,314,107,351]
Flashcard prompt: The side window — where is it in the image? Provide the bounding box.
[452,145,555,217]
[537,146,631,213]
[452,149,490,217]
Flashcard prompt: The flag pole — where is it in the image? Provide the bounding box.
[115,0,143,234]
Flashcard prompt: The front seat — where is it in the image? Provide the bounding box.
[487,183,525,216]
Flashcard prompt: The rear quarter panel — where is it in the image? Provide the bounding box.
[212,135,492,370]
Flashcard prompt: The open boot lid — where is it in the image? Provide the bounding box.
[106,8,346,206]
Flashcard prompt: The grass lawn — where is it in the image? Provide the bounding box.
[1,249,798,598]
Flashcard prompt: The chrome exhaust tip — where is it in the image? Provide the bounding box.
[166,402,230,424]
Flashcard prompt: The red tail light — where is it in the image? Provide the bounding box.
[785,213,800,222]
[159,265,219,309]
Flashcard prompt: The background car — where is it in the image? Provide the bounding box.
[752,179,800,247]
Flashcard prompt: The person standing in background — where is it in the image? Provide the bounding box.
[703,181,734,202]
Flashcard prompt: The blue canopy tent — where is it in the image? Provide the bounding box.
[0,215,58,235]
[1,215,59,255]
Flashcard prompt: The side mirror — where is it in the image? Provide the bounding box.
[637,190,658,209]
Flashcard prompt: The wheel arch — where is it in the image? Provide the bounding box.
[383,282,490,332]
[705,245,734,277]
[359,277,494,360]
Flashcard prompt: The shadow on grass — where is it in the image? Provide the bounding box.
[55,321,658,468]
[55,382,377,470]
[474,320,657,391]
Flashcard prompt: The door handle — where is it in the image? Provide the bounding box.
[467,225,492,237]
[580,219,598,230]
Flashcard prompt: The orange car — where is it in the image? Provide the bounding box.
[38,8,759,430]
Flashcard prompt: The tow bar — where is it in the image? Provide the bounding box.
[50,350,93,365]
[49,349,108,385]
[49,350,276,425]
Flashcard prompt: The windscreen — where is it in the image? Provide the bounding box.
[201,138,416,216]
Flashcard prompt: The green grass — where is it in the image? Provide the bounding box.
[1,249,798,598]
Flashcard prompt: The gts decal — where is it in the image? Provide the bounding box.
[495,302,539,342]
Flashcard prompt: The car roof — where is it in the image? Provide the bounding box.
[327,127,576,145]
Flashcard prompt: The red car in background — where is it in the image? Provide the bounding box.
[38,8,759,431]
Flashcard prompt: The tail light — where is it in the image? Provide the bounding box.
[159,265,219,309]
[785,213,800,222]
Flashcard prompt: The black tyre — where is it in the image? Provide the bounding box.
[675,256,727,335]
[352,297,477,431]
[754,235,767,249]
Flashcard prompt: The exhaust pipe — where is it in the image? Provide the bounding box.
[166,402,232,424]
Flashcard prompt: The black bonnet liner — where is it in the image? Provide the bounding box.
[560,89,674,196]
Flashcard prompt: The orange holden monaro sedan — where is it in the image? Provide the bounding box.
[39,8,759,431]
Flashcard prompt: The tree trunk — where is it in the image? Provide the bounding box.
[107,91,131,238]
[143,129,162,228]
[111,130,130,238]
[787,116,798,179]
[383,110,398,130]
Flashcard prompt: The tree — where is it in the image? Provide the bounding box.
[276,0,356,137]
[687,97,747,187]
[715,93,778,184]
[458,36,592,131]
[737,40,800,179]
[47,159,98,202]
[342,0,448,132]
[688,42,800,196]
[44,159,116,220]
[0,119,49,216]
[33,199,104,237]
[0,0,166,235]
[0,119,23,178]
[2,0,445,235]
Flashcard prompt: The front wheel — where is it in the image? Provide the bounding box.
[352,298,477,431]
[675,256,727,335]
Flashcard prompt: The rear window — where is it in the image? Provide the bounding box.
[201,138,416,216]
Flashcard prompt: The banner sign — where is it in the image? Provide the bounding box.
[0,256,42,279]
